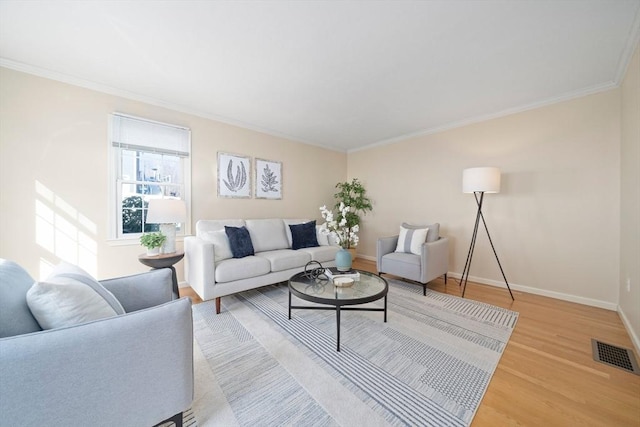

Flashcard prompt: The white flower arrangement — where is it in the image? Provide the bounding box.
[319,202,359,249]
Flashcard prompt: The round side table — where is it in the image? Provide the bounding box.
[138,251,184,299]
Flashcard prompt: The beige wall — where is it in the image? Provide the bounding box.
[349,89,622,308]
[0,67,346,281]
[619,43,640,351]
[0,55,635,322]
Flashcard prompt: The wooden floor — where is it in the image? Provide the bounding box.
[180,258,640,426]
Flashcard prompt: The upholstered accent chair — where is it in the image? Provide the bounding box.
[377,222,449,295]
[0,259,193,427]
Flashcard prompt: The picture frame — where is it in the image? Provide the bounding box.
[217,152,251,198]
[255,158,282,199]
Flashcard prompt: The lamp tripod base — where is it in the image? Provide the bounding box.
[460,192,514,301]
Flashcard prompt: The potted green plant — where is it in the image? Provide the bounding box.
[140,232,166,256]
[333,178,373,249]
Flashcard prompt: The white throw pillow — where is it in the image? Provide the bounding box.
[316,224,330,246]
[202,230,234,261]
[26,261,125,330]
[27,278,120,330]
[395,226,429,255]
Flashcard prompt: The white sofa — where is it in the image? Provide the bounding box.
[185,218,340,313]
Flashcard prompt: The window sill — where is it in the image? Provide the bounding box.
[106,236,187,247]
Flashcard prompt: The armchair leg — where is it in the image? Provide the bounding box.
[215,297,221,314]
[154,412,182,427]
[444,273,447,284]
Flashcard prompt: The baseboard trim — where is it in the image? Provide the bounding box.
[617,306,640,357]
[446,272,618,311]
[357,253,618,311]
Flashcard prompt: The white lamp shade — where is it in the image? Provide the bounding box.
[146,199,187,224]
[462,167,501,193]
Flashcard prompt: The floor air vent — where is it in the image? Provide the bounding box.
[591,339,640,375]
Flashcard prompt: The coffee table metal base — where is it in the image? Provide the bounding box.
[288,292,387,352]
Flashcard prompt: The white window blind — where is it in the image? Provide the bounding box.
[111,113,190,157]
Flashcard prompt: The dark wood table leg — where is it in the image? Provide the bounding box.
[288,291,292,320]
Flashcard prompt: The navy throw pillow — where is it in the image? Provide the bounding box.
[289,220,319,250]
[224,226,255,258]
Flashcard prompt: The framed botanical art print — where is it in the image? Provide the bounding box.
[218,152,251,198]
[255,158,282,199]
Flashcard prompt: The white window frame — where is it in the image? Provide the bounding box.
[108,113,191,243]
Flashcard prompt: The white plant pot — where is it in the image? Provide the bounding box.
[146,247,160,256]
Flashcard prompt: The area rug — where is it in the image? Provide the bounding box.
[190,279,518,427]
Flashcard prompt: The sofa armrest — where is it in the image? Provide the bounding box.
[421,236,450,282]
[0,298,193,427]
[184,236,216,301]
[377,235,399,271]
[101,268,174,313]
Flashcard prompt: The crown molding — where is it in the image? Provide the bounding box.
[0,58,346,153]
[614,6,640,85]
[350,80,618,154]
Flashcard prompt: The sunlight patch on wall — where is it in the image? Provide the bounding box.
[35,180,97,279]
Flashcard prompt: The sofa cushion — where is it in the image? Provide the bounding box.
[245,219,289,252]
[201,230,233,261]
[316,223,330,246]
[395,225,429,255]
[289,220,319,250]
[297,245,341,263]
[0,259,42,338]
[255,249,311,272]
[215,257,271,283]
[225,226,255,258]
[26,262,125,330]
[402,222,440,243]
[196,219,246,236]
[380,251,422,281]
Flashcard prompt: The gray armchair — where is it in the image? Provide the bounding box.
[0,259,193,427]
[377,222,449,295]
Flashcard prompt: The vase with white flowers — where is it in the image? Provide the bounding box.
[319,202,360,249]
[319,202,360,271]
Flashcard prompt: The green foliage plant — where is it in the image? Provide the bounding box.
[140,232,166,249]
[332,178,373,247]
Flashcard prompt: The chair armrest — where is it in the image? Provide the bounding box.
[0,298,193,427]
[184,236,216,301]
[420,237,450,282]
[377,235,399,270]
[101,268,174,313]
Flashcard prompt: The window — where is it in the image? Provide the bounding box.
[109,113,191,240]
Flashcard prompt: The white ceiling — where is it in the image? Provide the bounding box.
[1,1,639,152]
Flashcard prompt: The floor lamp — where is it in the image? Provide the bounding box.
[460,167,514,300]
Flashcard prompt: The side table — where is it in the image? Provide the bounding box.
[138,251,184,299]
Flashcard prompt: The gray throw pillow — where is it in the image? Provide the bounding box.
[402,222,440,242]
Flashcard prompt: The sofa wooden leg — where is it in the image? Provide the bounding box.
[423,283,427,296]
[215,297,221,314]
[444,273,447,284]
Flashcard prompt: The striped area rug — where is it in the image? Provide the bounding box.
[191,279,518,426]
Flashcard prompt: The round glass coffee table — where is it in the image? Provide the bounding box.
[288,270,388,351]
